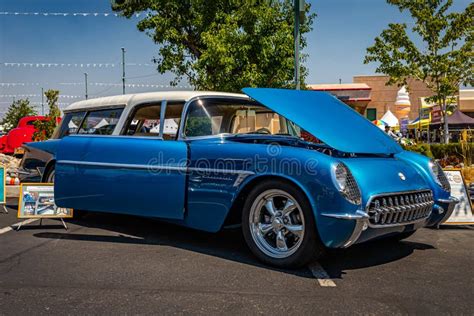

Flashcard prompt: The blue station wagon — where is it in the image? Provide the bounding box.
[20,88,458,268]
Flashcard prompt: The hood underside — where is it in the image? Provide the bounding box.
[243,88,402,155]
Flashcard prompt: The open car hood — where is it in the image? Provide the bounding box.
[243,88,402,155]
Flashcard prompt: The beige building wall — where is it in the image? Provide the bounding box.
[353,75,433,120]
[459,89,474,116]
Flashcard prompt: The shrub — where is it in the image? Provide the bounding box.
[402,144,434,158]
[403,142,474,167]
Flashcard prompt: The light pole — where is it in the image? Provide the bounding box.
[84,73,88,100]
[121,47,126,95]
[41,87,44,116]
[294,0,305,90]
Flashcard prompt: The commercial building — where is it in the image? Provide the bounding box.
[352,75,433,121]
[458,89,474,118]
[310,75,473,126]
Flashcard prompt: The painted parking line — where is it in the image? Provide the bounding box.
[308,262,337,287]
[0,218,39,235]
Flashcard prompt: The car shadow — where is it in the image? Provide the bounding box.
[320,239,435,279]
[32,212,435,279]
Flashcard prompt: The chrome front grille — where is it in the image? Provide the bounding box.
[367,190,434,227]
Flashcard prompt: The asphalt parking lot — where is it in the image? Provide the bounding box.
[0,197,473,315]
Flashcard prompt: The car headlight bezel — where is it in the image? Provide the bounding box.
[428,159,450,192]
[331,162,362,205]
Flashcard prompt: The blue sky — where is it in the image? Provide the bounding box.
[0,0,471,113]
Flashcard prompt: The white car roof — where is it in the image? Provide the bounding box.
[64,91,249,112]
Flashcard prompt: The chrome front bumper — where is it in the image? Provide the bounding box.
[322,196,459,248]
[434,197,459,225]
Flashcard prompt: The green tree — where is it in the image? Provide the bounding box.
[112,0,315,92]
[364,0,473,143]
[33,90,61,141]
[1,99,37,132]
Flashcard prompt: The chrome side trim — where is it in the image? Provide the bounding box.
[56,160,255,175]
[189,167,254,175]
[321,210,369,220]
[57,160,184,171]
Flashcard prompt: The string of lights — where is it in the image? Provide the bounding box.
[0,94,82,99]
[1,62,154,68]
[0,82,192,89]
[0,12,141,17]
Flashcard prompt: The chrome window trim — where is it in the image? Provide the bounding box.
[365,189,434,228]
[159,100,167,137]
[63,104,127,114]
[67,134,163,140]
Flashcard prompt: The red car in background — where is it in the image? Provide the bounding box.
[0,116,48,155]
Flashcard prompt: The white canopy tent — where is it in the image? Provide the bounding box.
[381,110,399,128]
[94,118,110,129]
[150,119,179,134]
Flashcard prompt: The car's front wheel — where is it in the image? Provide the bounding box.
[242,180,324,268]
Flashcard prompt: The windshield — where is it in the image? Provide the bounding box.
[183,98,301,138]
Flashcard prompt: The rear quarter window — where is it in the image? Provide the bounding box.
[53,111,86,139]
[78,108,124,135]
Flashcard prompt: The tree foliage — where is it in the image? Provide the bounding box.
[112,0,315,92]
[364,0,473,143]
[0,99,37,132]
[33,90,61,141]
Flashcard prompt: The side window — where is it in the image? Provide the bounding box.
[78,108,123,135]
[163,102,184,140]
[123,104,162,136]
[184,100,223,137]
[53,111,86,139]
[122,102,185,139]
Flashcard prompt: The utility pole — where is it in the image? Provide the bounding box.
[41,87,44,116]
[84,73,88,100]
[294,1,305,90]
[121,47,126,95]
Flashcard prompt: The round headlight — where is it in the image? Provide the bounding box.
[429,159,450,192]
[332,163,361,205]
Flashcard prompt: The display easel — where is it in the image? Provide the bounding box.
[16,217,68,231]
[0,166,6,214]
[17,183,73,230]
[0,205,8,214]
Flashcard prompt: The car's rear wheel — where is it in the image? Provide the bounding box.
[45,168,55,183]
[242,180,324,268]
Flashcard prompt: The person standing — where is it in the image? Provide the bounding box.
[385,125,398,139]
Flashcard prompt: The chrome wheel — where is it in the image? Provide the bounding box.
[249,189,305,259]
[46,169,55,183]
